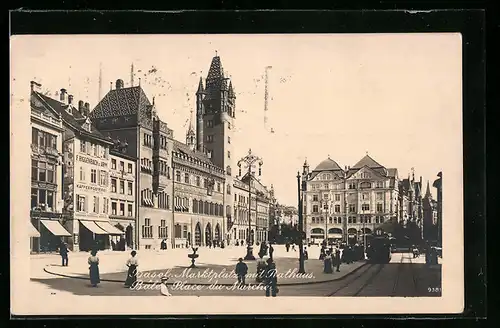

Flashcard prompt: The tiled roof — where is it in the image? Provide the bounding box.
[196,77,204,94]
[35,92,111,143]
[387,168,398,177]
[313,158,343,172]
[89,86,151,119]
[351,154,384,170]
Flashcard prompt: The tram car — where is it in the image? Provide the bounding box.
[366,235,392,264]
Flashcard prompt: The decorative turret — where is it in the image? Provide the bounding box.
[302,158,310,176]
[196,77,205,152]
[186,109,196,151]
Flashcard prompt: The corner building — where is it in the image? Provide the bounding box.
[302,155,400,245]
[32,85,137,251]
[29,81,65,252]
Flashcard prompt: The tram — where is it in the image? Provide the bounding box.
[366,235,392,264]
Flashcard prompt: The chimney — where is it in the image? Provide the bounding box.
[78,100,84,110]
[68,95,74,105]
[116,79,124,89]
[84,102,90,116]
[30,81,42,92]
[60,88,67,103]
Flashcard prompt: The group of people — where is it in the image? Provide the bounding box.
[235,256,279,297]
[320,242,366,274]
[87,249,139,288]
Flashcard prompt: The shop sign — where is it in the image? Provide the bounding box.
[75,154,108,168]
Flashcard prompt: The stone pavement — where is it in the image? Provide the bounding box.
[38,244,367,286]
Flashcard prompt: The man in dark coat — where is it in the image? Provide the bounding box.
[269,243,274,260]
[235,258,248,285]
[59,241,69,266]
[264,258,278,297]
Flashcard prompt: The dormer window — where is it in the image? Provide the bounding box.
[82,118,92,132]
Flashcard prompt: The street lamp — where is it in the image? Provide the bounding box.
[296,172,305,273]
[238,148,263,261]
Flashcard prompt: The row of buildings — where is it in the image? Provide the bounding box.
[300,156,441,245]
[28,55,275,253]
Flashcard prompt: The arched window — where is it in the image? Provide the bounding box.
[196,176,200,187]
[215,204,219,216]
[204,201,209,214]
[220,204,224,217]
[227,184,231,194]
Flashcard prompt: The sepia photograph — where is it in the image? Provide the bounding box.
[10,33,463,315]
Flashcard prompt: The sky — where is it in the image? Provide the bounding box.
[11,34,462,206]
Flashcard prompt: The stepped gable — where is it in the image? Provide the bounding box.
[90,86,151,119]
[35,92,109,142]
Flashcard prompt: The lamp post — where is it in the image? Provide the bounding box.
[297,172,305,273]
[238,148,263,261]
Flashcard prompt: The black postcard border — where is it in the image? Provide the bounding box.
[7,9,487,321]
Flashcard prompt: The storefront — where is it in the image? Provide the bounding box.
[30,217,71,252]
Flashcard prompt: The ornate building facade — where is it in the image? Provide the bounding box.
[231,173,271,245]
[302,154,400,245]
[90,55,237,250]
[30,81,65,252]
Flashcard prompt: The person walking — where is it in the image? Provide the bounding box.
[335,249,341,272]
[88,250,100,287]
[256,254,267,283]
[235,258,248,286]
[285,242,290,252]
[264,258,278,297]
[59,241,69,267]
[124,250,139,288]
[323,251,333,274]
[303,246,309,260]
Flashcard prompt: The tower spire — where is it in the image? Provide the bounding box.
[425,181,432,197]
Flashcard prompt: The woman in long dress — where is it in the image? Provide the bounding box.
[323,251,333,274]
[124,250,139,287]
[88,250,100,287]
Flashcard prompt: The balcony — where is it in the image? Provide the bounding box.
[31,144,61,159]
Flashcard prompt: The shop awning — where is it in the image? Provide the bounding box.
[29,223,40,237]
[96,221,125,235]
[79,220,108,235]
[40,220,71,237]
[328,233,342,239]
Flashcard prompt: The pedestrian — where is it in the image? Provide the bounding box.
[221,240,225,249]
[235,258,248,286]
[88,250,100,287]
[303,246,309,260]
[285,242,290,252]
[124,250,139,288]
[235,240,239,246]
[256,254,267,283]
[292,243,296,251]
[319,246,326,260]
[323,251,333,274]
[335,249,341,272]
[264,258,278,297]
[269,243,274,261]
[59,241,69,267]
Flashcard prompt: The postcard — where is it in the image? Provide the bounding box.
[10,33,463,315]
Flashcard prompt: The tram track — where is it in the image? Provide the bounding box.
[392,253,420,296]
[328,263,385,297]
